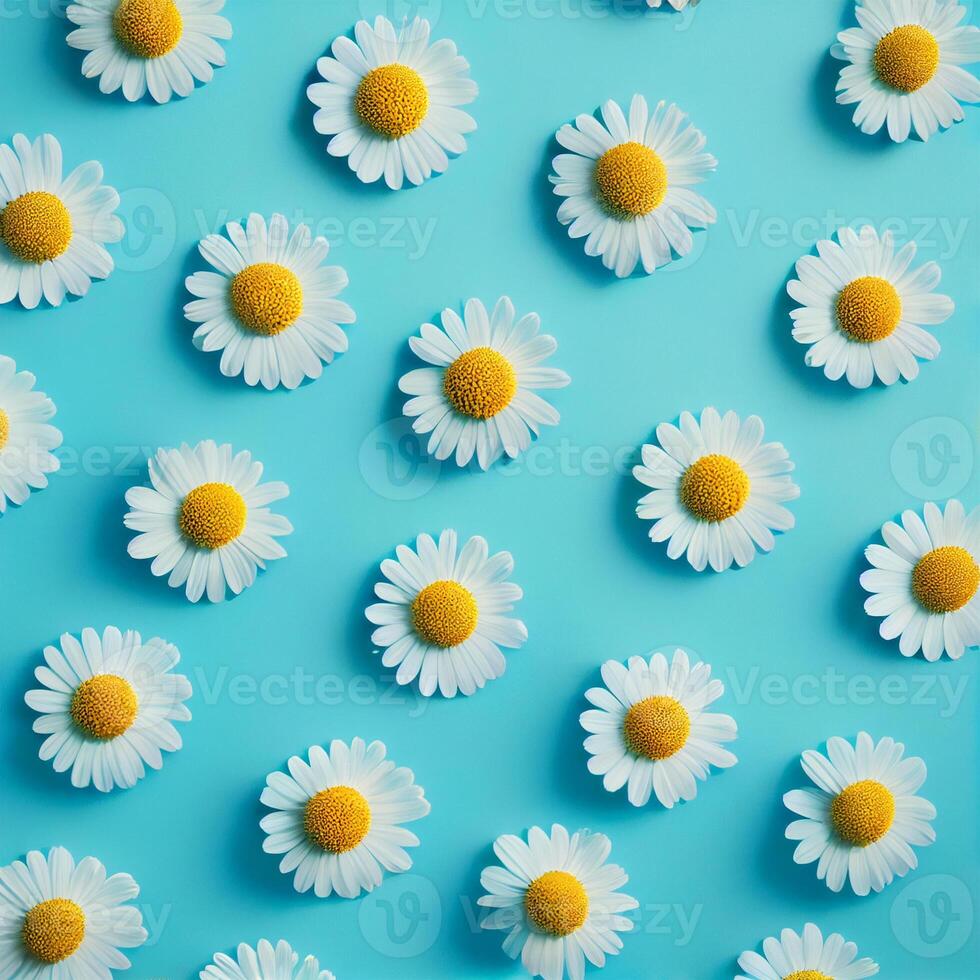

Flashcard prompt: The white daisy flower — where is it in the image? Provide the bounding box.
[65,0,232,104]
[737,922,879,980]
[783,731,936,896]
[860,499,979,661]
[648,0,700,8]
[478,824,637,980]
[788,225,954,388]
[307,16,478,190]
[549,94,716,278]
[200,939,334,980]
[399,297,570,470]
[832,0,980,142]
[184,213,355,390]
[0,846,147,976]
[24,625,192,793]
[259,738,430,900]
[124,439,292,603]
[633,407,799,572]
[0,133,122,309]
[581,649,737,809]
[366,528,527,698]
[0,355,62,513]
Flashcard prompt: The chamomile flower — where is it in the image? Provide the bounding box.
[832,0,980,142]
[399,297,570,469]
[581,649,737,808]
[65,0,232,104]
[478,824,637,980]
[307,16,478,190]
[737,922,879,980]
[0,133,122,308]
[366,528,527,698]
[124,439,292,603]
[184,213,355,390]
[549,94,716,278]
[0,355,62,513]
[25,626,192,793]
[0,846,147,976]
[200,939,334,980]
[633,407,799,572]
[259,738,429,900]
[783,731,936,896]
[861,499,979,661]
[788,226,954,388]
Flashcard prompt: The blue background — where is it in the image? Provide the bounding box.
[1,1,978,977]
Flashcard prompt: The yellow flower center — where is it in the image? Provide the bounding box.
[623,695,691,760]
[113,0,183,59]
[836,276,902,343]
[873,24,940,93]
[911,545,980,614]
[442,347,517,420]
[524,870,589,937]
[831,779,895,847]
[354,64,429,139]
[230,262,304,336]
[679,453,750,523]
[304,785,372,853]
[179,482,247,549]
[784,973,833,980]
[0,191,72,264]
[0,409,9,451]
[594,142,668,220]
[70,674,138,740]
[22,898,86,964]
[411,579,478,648]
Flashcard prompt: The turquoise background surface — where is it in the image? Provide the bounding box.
[1,1,978,977]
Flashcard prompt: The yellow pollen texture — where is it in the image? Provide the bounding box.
[831,779,895,847]
[524,871,589,937]
[679,454,750,523]
[230,262,303,336]
[113,0,183,59]
[354,64,429,139]
[411,579,478,648]
[179,482,247,549]
[0,409,9,451]
[836,276,902,343]
[623,695,691,760]
[304,786,372,853]
[0,191,72,264]
[593,142,667,220]
[22,898,85,964]
[784,973,833,980]
[443,347,517,420]
[70,674,138,740]
[912,545,980,614]
[874,24,940,92]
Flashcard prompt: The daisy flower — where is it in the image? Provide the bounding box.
[581,649,737,808]
[0,133,122,309]
[307,16,478,190]
[633,407,799,572]
[124,439,292,603]
[0,355,62,513]
[366,528,527,698]
[788,225,954,388]
[737,922,879,980]
[783,731,936,896]
[861,499,979,661]
[399,297,570,469]
[832,0,980,142]
[549,94,716,278]
[184,213,355,390]
[0,846,147,975]
[200,939,334,980]
[260,738,430,900]
[66,0,232,104]
[25,625,192,793]
[478,824,637,980]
